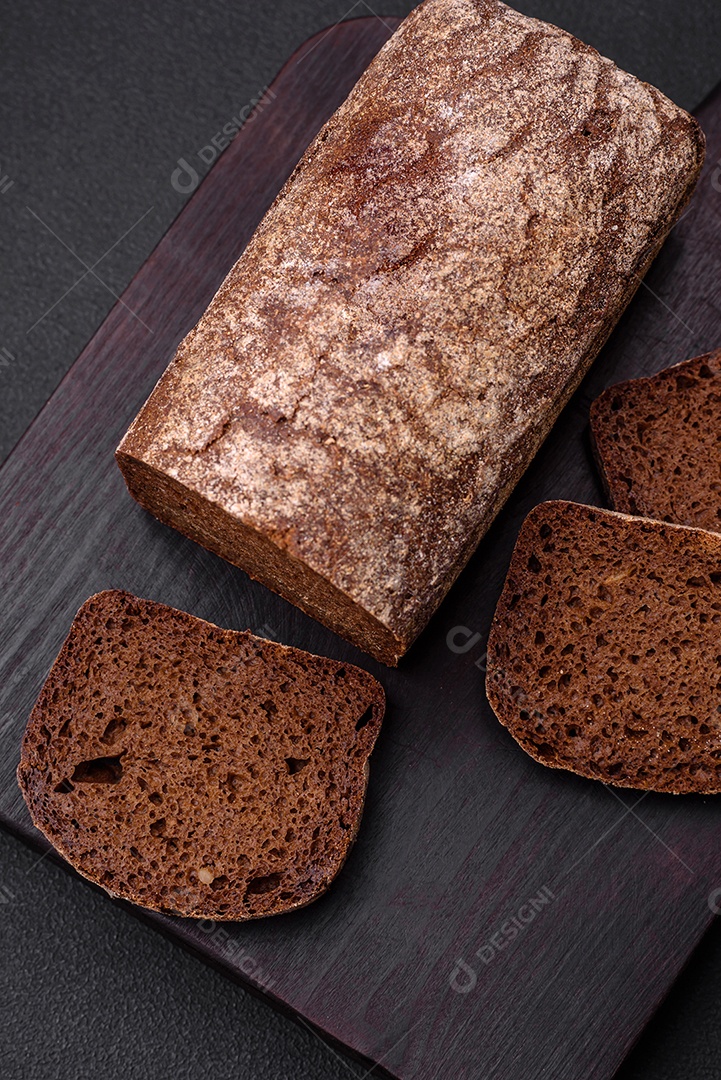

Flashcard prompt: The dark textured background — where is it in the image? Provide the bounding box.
[2,1,721,1077]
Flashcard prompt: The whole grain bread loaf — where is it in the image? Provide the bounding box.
[591,349,721,530]
[486,501,721,794]
[116,0,704,665]
[17,591,385,920]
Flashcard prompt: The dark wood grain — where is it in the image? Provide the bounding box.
[1,17,721,1079]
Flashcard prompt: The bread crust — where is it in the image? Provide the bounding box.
[17,591,385,920]
[117,0,705,665]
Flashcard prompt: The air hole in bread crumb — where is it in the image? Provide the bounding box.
[285,757,310,775]
[71,754,124,784]
[246,872,283,895]
[535,743,555,759]
[101,716,127,744]
[355,706,373,731]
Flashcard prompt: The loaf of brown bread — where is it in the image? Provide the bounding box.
[591,349,721,530]
[17,591,385,919]
[486,501,721,794]
[116,0,704,665]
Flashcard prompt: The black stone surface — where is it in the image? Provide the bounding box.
[1,2,721,1077]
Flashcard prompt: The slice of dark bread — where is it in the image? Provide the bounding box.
[590,349,721,531]
[18,590,385,920]
[486,500,721,794]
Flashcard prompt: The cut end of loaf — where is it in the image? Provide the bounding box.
[115,448,409,667]
[17,590,385,919]
[486,500,721,795]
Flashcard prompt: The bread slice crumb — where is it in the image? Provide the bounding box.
[17,590,385,919]
[486,501,721,794]
[591,349,721,531]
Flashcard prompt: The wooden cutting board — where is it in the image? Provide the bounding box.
[2,16,721,1079]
